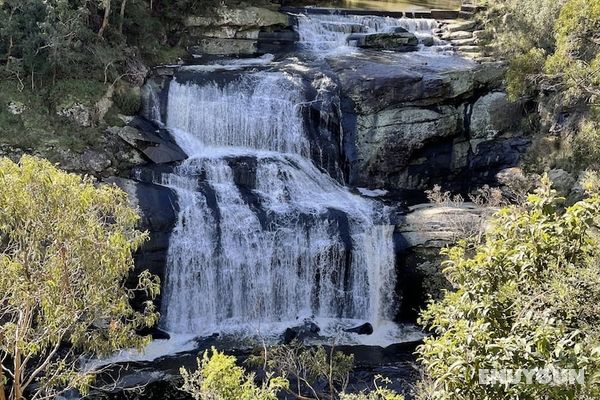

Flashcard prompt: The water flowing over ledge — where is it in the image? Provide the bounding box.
[156,67,400,340]
[296,13,443,53]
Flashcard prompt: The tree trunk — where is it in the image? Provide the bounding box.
[118,0,128,34]
[98,0,111,38]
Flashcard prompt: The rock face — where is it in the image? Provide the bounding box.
[395,203,493,320]
[470,92,523,139]
[182,5,292,56]
[331,51,529,193]
[105,176,179,311]
[109,118,187,164]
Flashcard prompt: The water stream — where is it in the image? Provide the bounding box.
[134,11,446,355]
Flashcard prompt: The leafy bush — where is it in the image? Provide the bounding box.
[113,86,141,115]
[0,155,160,399]
[417,177,600,399]
[182,343,404,400]
[545,0,600,103]
[258,341,354,399]
[180,347,288,400]
[340,376,404,400]
[573,120,600,170]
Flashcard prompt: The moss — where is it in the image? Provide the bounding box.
[103,105,127,127]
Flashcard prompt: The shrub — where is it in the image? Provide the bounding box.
[0,155,160,399]
[113,87,142,115]
[573,120,600,170]
[180,347,288,400]
[417,177,600,400]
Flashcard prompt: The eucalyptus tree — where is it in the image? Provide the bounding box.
[0,156,160,400]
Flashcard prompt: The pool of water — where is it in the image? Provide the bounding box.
[288,0,461,11]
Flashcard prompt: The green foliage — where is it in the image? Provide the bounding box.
[48,78,106,108]
[417,177,600,399]
[113,86,141,115]
[182,344,404,400]
[479,0,599,102]
[573,120,600,170]
[0,155,160,399]
[180,347,288,400]
[256,341,355,399]
[0,80,106,152]
[544,0,600,103]
[505,48,546,101]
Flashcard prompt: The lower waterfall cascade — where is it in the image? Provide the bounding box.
[158,72,399,339]
[138,11,448,347]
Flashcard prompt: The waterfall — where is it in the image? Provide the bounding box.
[296,13,441,52]
[166,73,309,157]
[155,69,399,337]
[141,83,162,124]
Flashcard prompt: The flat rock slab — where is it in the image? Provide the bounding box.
[111,118,188,164]
[328,51,479,114]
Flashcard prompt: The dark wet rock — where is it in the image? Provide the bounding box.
[258,27,299,53]
[110,118,187,164]
[282,320,321,344]
[104,177,179,311]
[137,327,171,340]
[344,322,373,335]
[350,31,418,52]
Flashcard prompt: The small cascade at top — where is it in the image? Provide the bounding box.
[295,13,441,52]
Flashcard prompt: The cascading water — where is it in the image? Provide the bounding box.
[296,13,442,52]
[136,12,440,346]
[157,71,398,338]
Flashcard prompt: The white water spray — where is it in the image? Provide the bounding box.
[157,70,399,338]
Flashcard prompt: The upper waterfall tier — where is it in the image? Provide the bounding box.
[296,13,440,52]
[166,72,309,157]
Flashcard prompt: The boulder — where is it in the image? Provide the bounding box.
[548,168,576,196]
[184,7,288,29]
[7,101,26,115]
[443,30,473,40]
[395,203,493,319]
[188,38,257,56]
[344,323,373,335]
[445,20,477,32]
[56,103,92,127]
[350,31,418,52]
[282,320,321,344]
[398,203,491,248]
[470,92,522,139]
[183,6,290,56]
[55,148,112,174]
[329,51,479,114]
[109,123,187,164]
[355,106,462,179]
[331,51,527,192]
